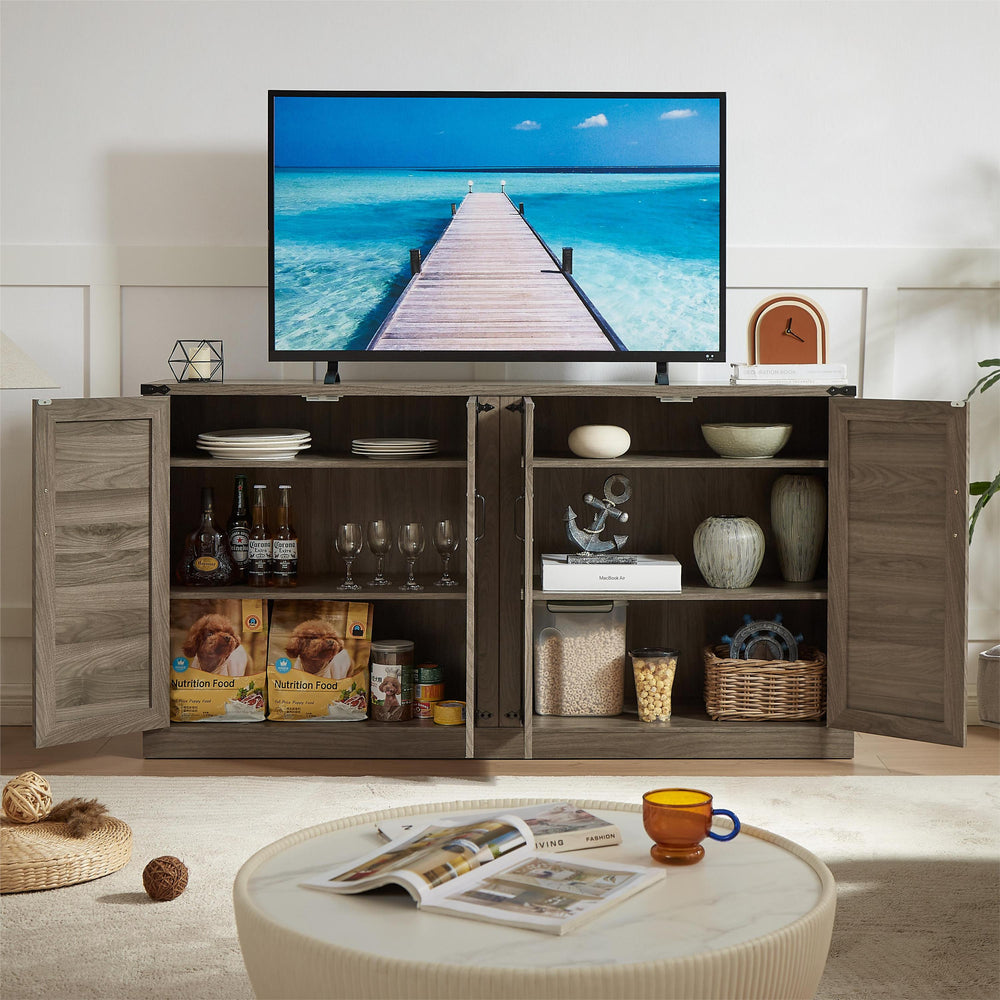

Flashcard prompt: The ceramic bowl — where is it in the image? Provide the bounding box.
[567,424,631,459]
[701,423,792,459]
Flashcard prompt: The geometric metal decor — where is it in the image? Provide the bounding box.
[168,340,224,382]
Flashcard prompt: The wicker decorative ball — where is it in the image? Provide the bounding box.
[2,771,53,824]
[142,856,189,901]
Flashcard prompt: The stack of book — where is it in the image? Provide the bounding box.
[730,363,848,385]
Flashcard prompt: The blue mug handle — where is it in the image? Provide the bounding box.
[707,808,741,842]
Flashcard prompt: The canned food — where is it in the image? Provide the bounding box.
[415,681,445,701]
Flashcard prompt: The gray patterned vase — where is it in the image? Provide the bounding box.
[692,515,765,589]
[770,474,827,582]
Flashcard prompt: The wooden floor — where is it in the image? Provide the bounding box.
[2,725,996,777]
[369,192,617,352]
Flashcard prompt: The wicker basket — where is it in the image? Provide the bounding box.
[0,816,132,894]
[703,644,827,722]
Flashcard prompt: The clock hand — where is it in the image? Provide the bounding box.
[783,318,805,343]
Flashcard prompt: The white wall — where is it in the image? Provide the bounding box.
[2,0,998,724]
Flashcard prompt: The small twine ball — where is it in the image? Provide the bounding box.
[142,856,189,901]
[2,771,53,824]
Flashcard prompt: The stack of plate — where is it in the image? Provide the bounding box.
[196,428,312,460]
[351,437,438,459]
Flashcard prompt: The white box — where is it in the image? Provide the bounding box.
[541,554,681,593]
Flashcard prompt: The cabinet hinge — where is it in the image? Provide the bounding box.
[505,400,525,413]
[504,710,522,721]
[141,384,171,396]
[476,709,494,720]
[827,385,857,397]
[476,402,495,413]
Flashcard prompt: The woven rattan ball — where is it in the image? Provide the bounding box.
[2,771,53,824]
[142,856,189,901]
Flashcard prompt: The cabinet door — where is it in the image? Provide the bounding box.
[33,397,170,747]
[828,398,967,746]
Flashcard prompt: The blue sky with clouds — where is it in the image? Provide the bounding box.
[273,94,721,168]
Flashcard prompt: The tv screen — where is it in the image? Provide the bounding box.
[269,91,725,367]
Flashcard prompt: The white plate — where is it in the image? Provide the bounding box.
[352,448,437,456]
[196,445,311,457]
[202,453,303,461]
[199,428,311,442]
[352,444,436,451]
[351,438,437,447]
[197,440,311,451]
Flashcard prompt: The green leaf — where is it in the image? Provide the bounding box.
[969,469,1000,543]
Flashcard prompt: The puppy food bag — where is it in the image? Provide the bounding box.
[266,601,373,721]
[170,599,267,722]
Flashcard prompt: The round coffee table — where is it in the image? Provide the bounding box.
[233,797,835,1000]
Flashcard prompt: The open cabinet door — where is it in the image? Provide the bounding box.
[33,397,170,747]
[828,398,967,746]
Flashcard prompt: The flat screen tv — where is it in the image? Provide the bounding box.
[269,91,725,378]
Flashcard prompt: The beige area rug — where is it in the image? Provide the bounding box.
[1,773,997,1000]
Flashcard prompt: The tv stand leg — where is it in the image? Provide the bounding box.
[324,361,341,385]
[655,361,670,385]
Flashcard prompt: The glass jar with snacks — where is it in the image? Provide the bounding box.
[629,648,679,722]
[370,639,414,721]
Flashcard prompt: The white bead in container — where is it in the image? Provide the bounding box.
[567,425,631,459]
[533,600,626,716]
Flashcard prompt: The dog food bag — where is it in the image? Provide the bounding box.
[169,599,268,722]
[267,601,373,721]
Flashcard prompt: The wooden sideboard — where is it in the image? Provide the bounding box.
[32,381,968,758]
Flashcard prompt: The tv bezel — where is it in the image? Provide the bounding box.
[268,89,726,366]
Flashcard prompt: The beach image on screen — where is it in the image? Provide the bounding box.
[271,94,722,355]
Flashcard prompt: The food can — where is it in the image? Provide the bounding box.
[370,639,414,722]
[433,700,466,725]
[414,699,437,719]
[416,663,443,684]
[415,681,445,702]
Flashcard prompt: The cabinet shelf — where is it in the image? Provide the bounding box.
[171,454,467,469]
[142,717,467,758]
[532,454,829,469]
[530,577,828,602]
[170,575,468,601]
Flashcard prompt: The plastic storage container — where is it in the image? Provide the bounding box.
[533,600,627,716]
[370,639,414,721]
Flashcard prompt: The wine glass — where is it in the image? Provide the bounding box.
[397,522,426,592]
[433,519,460,587]
[335,522,364,591]
[366,519,392,586]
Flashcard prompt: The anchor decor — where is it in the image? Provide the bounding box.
[565,474,636,563]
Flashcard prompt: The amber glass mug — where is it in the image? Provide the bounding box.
[642,788,741,865]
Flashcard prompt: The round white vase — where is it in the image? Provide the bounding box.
[693,515,765,589]
[770,475,827,582]
[567,425,631,459]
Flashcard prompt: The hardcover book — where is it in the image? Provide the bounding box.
[302,811,662,935]
[541,553,681,592]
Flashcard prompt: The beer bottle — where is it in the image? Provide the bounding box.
[271,484,298,586]
[226,474,251,584]
[247,484,272,587]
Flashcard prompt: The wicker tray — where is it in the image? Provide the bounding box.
[0,816,132,894]
[704,644,826,722]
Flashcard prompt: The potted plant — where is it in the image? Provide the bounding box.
[966,358,1000,726]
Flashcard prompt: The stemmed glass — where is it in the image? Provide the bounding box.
[335,522,364,591]
[433,519,460,587]
[397,522,426,592]
[366,520,392,587]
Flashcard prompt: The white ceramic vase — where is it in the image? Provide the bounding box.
[693,515,765,589]
[567,425,631,459]
[770,475,827,582]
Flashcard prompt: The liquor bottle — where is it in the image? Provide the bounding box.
[247,484,272,587]
[226,475,251,584]
[176,486,236,586]
[271,484,298,587]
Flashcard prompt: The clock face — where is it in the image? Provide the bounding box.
[749,296,827,365]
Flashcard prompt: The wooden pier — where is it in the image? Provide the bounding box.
[367,193,620,352]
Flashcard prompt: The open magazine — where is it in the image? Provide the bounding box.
[376,802,621,852]
[301,812,663,935]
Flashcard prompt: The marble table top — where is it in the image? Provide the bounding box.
[241,798,830,970]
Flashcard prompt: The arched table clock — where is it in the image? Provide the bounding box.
[748,294,828,364]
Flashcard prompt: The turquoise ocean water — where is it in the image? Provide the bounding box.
[273,169,720,353]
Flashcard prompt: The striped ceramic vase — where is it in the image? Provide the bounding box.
[770,474,827,582]
[692,515,765,589]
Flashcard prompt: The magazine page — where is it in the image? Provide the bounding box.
[421,852,665,935]
[301,814,535,902]
[378,802,621,852]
